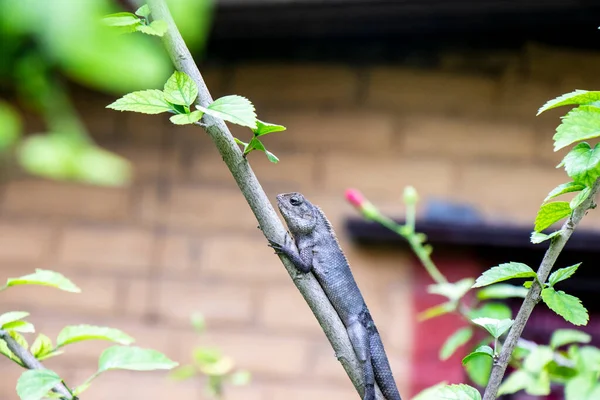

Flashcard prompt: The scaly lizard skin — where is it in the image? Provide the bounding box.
[269,192,402,400]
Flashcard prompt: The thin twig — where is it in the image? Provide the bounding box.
[374,204,574,368]
[144,0,383,398]
[0,330,74,399]
[376,215,447,284]
[482,179,600,400]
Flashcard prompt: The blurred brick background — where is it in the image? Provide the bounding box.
[1,43,600,399]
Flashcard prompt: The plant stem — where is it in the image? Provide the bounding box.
[376,215,448,284]
[0,330,74,399]
[145,1,383,398]
[482,179,600,400]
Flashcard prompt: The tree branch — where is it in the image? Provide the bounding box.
[0,330,74,399]
[145,0,383,398]
[483,179,600,400]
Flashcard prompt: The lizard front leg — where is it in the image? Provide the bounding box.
[268,234,313,273]
[347,319,376,400]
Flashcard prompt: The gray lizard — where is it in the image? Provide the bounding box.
[268,192,402,400]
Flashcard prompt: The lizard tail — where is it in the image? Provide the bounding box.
[370,330,402,400]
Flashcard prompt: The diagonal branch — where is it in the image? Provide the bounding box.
[482,179,600,400]
[144,0,383,398]
[0,330,74,399]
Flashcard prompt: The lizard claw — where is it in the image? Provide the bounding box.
[267,238,284,254]
[267,233,293,255]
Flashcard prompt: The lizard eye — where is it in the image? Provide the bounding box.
[289,196,302,206]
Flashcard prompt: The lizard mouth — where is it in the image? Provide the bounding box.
[275,193,287,211]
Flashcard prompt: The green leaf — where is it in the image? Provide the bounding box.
[18,135,78,182]
[468,303,512,320]
[72,381,92,396]
[500,367,551,397]
[30,334,54,359]
[102,12,141,27]
[570,186,592,209]
[565,375,600,400]
[0,311,29,328]
[541,287,589,326]
[11,331,28,350]
[230,370,251,386]
[531,230,561,244]
[412,382,449,400]
[20,136,132,187]
[197,355,235,376]
[16,369,62,400]
[512,344,531,361]
[10,0,172,94]
[545,182,585,202]
[528,371,551,396]
[476,284,528,300]
[437,384,482,400]
[57,325,135,348]
[553,106,600,151]
[472,318,514,339]
[197,95,257,129]
[440,327,473,360]
[0,338,20,365]
[242,137,280,163]
[0,331,29,365]
[534,202,571,232]
[417,301,456,321]
[74,145,132,187]
[4,269,80,292]
[98,346,178,373]
[234,137,248,147]
[3,320,35,333]
[523,346,554,373]
[576,346,600,373]
[265,150,279,163]
[548,263,580,287]
[169,364,197,381]
[498,370,532,395]
[0,101,22,150]
[193,347,222,365]
[243,137,261,155]
[253,120,286,136]
[472,262,537,288]
[428,278,474,301]
[550,329,591,349]
[136,20,168,36]
[413,383,482,400]
[107,89,173,114]
[170,110,203,125]
[538,90,600,115]
[462,345,494,365]
[135,5,151,18]
[163,71,198,106]
[562,142,600,186]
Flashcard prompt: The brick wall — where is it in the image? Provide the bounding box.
[1,43,600,399]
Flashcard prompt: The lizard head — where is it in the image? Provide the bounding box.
[276,192,317,234]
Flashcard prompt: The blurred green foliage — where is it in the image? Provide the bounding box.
[0,0,213,186]
[170,313,251,399]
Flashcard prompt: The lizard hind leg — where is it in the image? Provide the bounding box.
[346,320,376,400]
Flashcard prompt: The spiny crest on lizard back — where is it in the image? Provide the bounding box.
[312,204,351,264]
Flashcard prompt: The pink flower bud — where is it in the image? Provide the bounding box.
[345,188,365,208]
[345,188,379,220]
